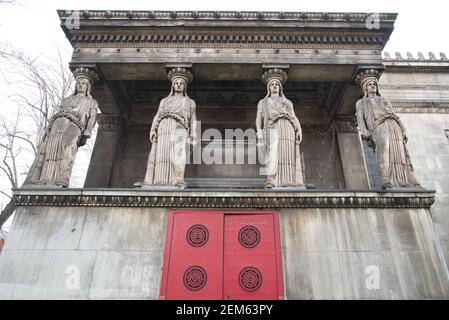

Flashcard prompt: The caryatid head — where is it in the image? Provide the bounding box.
[167,67,193,96]
[355,69,382,97]
[73,67,100,97]
[262,68,288,98]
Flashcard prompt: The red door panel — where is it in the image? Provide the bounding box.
[223,214,279,300]
[161,210,284,300]
[165,212,223,300]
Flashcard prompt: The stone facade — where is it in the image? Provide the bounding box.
[0,10,448,300]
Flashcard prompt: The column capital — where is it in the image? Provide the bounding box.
[334,116,358,133]
[97,114,124,132]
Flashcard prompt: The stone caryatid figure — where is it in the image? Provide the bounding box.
[355,69,421,189]
[24,67,99,188]
[256,68,305,189]
[142,67,197,188]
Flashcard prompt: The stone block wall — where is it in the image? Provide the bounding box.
[280,208,449,299]
[0,207,167,299]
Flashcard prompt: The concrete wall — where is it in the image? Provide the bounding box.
[0,207,167,299]
[280,208,449,299]
[2,204,447,300]
[395,113,449,268]
[379,70,449,272]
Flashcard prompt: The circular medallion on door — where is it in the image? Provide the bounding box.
[239,266,262,292]
[238,225,261,248]
[186,224,209,247]
[183,266,207,291]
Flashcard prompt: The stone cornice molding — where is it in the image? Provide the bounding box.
[383,52,449,73]
[58,10,397,24]
[58,10,395,50]
[389,100,449,114]
[64,29,388,50]
[13,189,435,209]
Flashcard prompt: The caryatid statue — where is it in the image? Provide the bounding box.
[24,67,99,188]
[355,69,421,189]
[142,67,197,188]
[256,68,305,189]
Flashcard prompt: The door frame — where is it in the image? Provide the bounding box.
[159,209,285,300]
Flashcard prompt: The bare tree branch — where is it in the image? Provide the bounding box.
[0,199,15,229]
[0,191,12,199]
[0,44,74,229]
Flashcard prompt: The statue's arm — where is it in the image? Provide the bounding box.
[190,100,198,145]
[84,101,98,139]
[356,100,370,140]
[287,100,302,142]
[256,101,263,140]
[149,101,162,142]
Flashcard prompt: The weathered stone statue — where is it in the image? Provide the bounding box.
[24,68,99,188]
[355,69,421,189]
[256,69,305,188]
[142,67,197,188]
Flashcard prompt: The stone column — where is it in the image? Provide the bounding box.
[335,117,371,189]
[84,114,124,187]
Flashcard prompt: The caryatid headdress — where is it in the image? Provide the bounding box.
[355,68,383,97]
[73,67,100,96]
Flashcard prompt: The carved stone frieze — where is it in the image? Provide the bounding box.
[97,114,124,132]
[389,100,449,114]
[67,30,387,50]
[13,189,435,209]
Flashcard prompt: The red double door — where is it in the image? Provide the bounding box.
[160,210,284,300]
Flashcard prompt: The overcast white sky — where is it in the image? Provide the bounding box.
[0,0,448,230]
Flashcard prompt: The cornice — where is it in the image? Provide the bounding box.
[13,189,435,209]
[58,10,397,24]
[58,10,395,50]
[390,100,449,114]
[66,29,387,50]
[383,52,449,73]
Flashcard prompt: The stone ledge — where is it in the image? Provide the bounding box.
[12,188,435,209]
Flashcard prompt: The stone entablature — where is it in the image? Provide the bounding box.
[58,10,394,51]
[13,189,435,209]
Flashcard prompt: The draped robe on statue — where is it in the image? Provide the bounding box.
[144,95,196,187]
[356,95,420,188]
[25,94,98,187]
[257,96,304,188]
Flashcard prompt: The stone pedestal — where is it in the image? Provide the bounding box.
[84,114,123,188]
[335,118,371,189]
